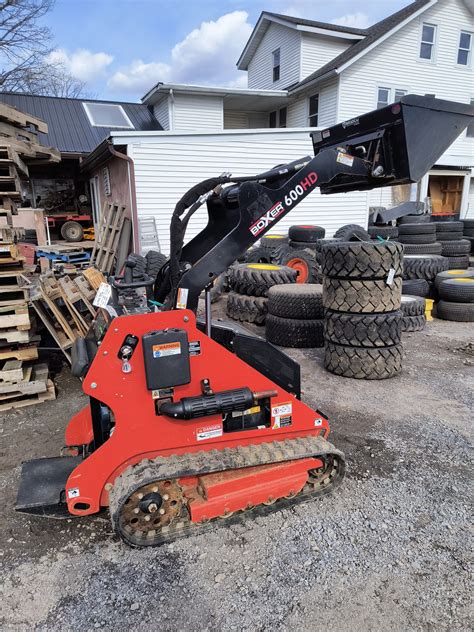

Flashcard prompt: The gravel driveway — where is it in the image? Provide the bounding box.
[0,318,472,631]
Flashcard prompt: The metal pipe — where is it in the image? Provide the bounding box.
[205,285,212,338]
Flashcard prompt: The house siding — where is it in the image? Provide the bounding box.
[287,78,339,128]
[172,94,223,131]
[224,111,249,129]
[127,130,369,254]
[337,0,473,166]
[248,23,301,90]
[300,32,351,80]
[153,99,170,130]
[467,177,474,218]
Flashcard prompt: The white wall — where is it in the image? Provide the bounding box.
[300,33,350,80]
[337,0,474,166]
[248,23,300,90]
[171,93,223,132]
[125,129,370,254]
[153,99,170,130]
[287,78,339,127]
[466,175,474,218]
[224,111,249,129]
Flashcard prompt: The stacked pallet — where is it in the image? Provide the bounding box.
[0,226,56,411]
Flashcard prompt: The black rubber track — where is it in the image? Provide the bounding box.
[434,268,474,288]
[146,251,168,278]
[289,225,325,241]
[333,224,371,242]
[228,263,297,296]
[265,314,324,348]
[226,292,268,324]
[398,214,431,224]
[436,301,474,322]
[436,231,464,241]
[324,342,403,379]
[324,310,402,348]
[403,255,449,281]
[400,295,425,316]
[397,223,436,235]
[320,241,403,279]
[401,242,442,255]
[243,246,273,264]
[446,255,470,270]
[401,314,426,332]
[402,278,430,297]
[322,277,402,313]
[267,283,324,319]
[397,233,436,245]
[432,221,464,233]
[273,247,321,283]
[368,225,399,238]
[438,278,474,303]
[260,234,288,249]
[439,239,471,256]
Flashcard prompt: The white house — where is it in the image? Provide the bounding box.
[142,0,474,220]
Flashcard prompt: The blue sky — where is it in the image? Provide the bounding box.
[43,0,413,101]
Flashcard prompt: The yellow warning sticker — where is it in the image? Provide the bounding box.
[152,342,181,358]
[176,288,189,309]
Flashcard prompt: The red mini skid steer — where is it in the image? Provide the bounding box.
[16,96,473,547]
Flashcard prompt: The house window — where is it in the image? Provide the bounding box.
[467,99,474,137]
[272,48,280,82]
[419,23,436,60]
[377,87,391,109]
[457,31,472,66]
[269,108,287,128]
[83,102,134,128]
[308,94,319,127]
[269,111,277,128]
[394,89,407,101]
[279,107,287,128]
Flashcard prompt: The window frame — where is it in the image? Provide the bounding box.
[272,48,280,83]
[308,93,319,127]
[269,110,277,128]
[82,102,135,129]
[419,22,437,61]
[278,107,287,128]
[376,87,408,109]
[457,30,473,67]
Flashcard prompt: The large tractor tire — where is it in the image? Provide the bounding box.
[273,247,321,283]
[61,220,84,242]
[265,314,324,348]
[324,342,403,379]
[320,241,403,279]
[226,293,267,324]
[324,310,402,348]
[228,263,297,297]
[267,284,324,319]
[333,224,371,242]
[288,225,325,242]
[322,277,402,313]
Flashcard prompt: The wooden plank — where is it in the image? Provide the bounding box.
[0,359,24,382]
[0,307,30,330]
[0,120,38,143]
[0,102,48,133]
[0,327,39,345]
[7,147,29,178]
[0,345,38,362]
[0,289,29,307]
[83,267,106,291]
[0,379,55,411]
[0,363,47,395]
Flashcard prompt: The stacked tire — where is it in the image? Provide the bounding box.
[435,268,474,322]
[265,284,325,348]
[400,295,426,331]
[396,222,440,255]
[288,224,325,250]
[320,241,404,380]
[368,224,399,240]
[226,263,297,325]
[461,219,474,254]
[402,254,449,297]
[432,221,470,269]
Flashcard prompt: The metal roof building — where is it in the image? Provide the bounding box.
[0,92,162,155]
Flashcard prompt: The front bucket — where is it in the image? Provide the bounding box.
[311,95,474,193]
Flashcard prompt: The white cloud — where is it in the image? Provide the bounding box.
[107,11,253,95]
[47,49,113,82]
[331,12,370,29]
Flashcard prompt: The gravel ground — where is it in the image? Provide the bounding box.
[0,316,472,631]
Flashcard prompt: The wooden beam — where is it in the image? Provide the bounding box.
[0,102,48,134]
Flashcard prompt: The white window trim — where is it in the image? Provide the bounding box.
[83,102,134,129]
[269,107,287,128]
[457,30,473,67]
[418,22,438,63]
[307,93,319,127]
[272,48,281,83]
[376,87,408,109]
[467,98,474,138]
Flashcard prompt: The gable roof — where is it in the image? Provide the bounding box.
[0,92,162,155]
[287,0,435,92]
[237,10,366,70]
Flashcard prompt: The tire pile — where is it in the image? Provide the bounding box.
[402,254,449,297]
[226,263,297,324]
[265,284,325,347]
[433,221,471,270]
[396,222,440,255]
[434,268,474,322]
[368,224,399,240]
[320,241,404,379]
[462,219,474,254]
[400,295,426,331]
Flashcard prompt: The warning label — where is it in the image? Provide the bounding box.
[189,341,201,356]
[336,151,354,167]
[271,402,292,429]
[176,288,189,310]
[152,342,181,358]
[196,424,223,441]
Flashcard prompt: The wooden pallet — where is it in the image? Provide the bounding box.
[0,379,55,412]
[0,345,38,362]
[0,305,31,330]
[0,226,24,243]
[41,276,88,336]
[0,362,48,396]
[0,327,40,345]
[90,202,126,274]
[82,267,106,291]
[58,275,95,319]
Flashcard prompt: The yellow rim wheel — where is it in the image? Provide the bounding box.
[247,263,281,270]
[451,278,474,283]
[447,270,469,275]
[264,234,285,239]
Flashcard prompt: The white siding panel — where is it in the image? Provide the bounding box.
[467,177,474,218]
[248,23,300,90]
[130,130,369,254]
[153,99,169,130]
[224,111,249,129]
[338,0,474,166]
[248,112,268,128]
[288,99,307,127]
[300,33,351,80]
[287,78,339,128]
[172,94,223,132]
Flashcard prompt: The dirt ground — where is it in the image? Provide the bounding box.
[0,315,472,631]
